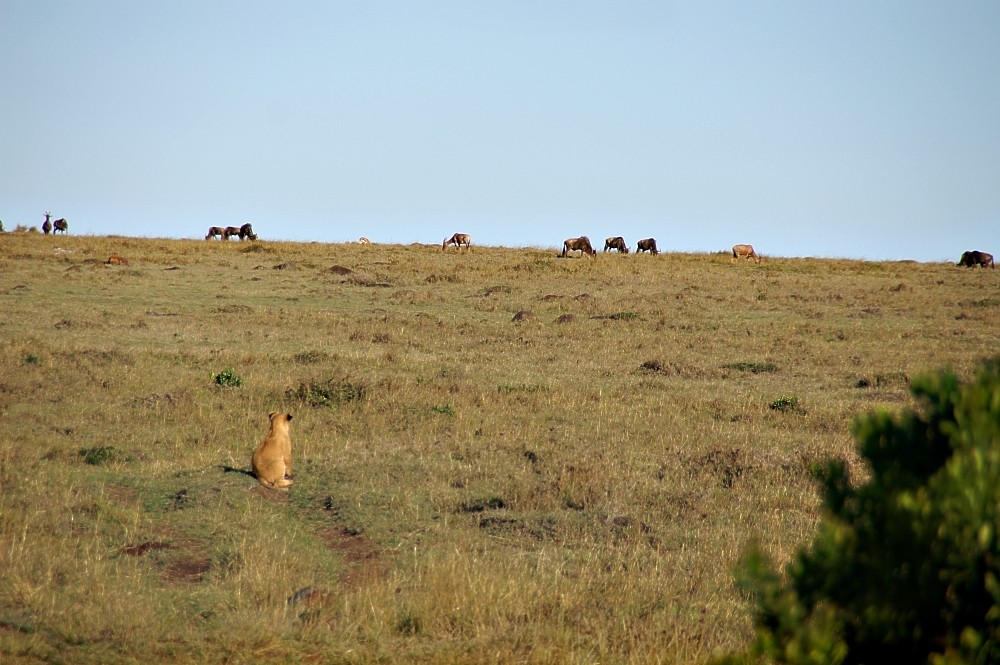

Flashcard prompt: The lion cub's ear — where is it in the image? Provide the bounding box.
[268,411,277,421]
[286,413,293,422]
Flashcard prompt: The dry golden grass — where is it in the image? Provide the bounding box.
[0,233,997,663]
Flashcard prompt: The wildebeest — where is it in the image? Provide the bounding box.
[222,226,242,240]
[205,226,225,240]
[562,236,596,258]
[42,213,52,235]
[238,223,257,240]
[731,244,761,264]
[443,233,472,251]
[52,217,68,234]
[958,250,994,269]
[604,236,629,253]
[358,236,372,244]
[636,238,658,255]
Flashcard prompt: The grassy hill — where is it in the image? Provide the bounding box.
[1,234,996,663]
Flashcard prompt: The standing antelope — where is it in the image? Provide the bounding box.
[42,213,53,235]
[443,233,472,251]
[45,212,68,234]
[731,244,761,264]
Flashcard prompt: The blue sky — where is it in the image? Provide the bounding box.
[2,1,998,260]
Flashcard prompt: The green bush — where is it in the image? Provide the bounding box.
[768,395,803,413]
[211,368,242,388]
[731,357,1000,664]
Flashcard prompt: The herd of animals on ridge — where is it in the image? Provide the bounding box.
[2,212,995,269]
[7,214,997,491]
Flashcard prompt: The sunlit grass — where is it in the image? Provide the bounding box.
[0,233,996,663]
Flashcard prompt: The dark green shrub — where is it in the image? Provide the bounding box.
[79,446,126,465]
[731,357,1000,664]
[724,361,779,374]
[286,378,366,408]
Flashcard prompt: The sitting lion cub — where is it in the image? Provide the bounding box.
[251,412,294,489]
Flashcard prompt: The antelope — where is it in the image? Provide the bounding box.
[42,213,52,235]
[443,233,472,251]
[731,244,761,264]
[222,226,242,240]
[205,226,225,240]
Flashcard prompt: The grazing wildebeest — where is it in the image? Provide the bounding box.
[443,233,472,251]
[238,223,257,240]
[42,213,52,235]
[205,226,225,240]
[562,236,596,258]
[731,244,761,264]
[636,238,658,255]
[51,215,68,234]
[604,236,629,253]
[958,250,995,269]
[222,226,242,240]
[358,236,372,244]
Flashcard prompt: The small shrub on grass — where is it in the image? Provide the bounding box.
[240,243,275,254]
[396,610,422,635]
[211,368,242,387]
[286,378,367,408]
[79,446,127,465]
[24,354,40,365]
[432,404,455,416]
[458,496,506,513]
[769,395,803,413]
[293,350,330,364]
[497,383,548,394]
[605,311,639,321]
[724,361,778,374]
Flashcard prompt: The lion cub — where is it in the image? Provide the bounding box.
[251,412,294,489]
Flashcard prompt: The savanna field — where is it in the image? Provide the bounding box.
[1,233,997,664]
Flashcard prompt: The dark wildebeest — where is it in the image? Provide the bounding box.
[42,213,53,235]
[562,236,596,258]
[443,233,471,251]
[731,244,761,264]
[51,215,68,234]
[958,250,994,269]
[205,226,225,240]
[238,223,257,240]
[636,238,658,255]
[604,236,629,253]
[222,226,242,240]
